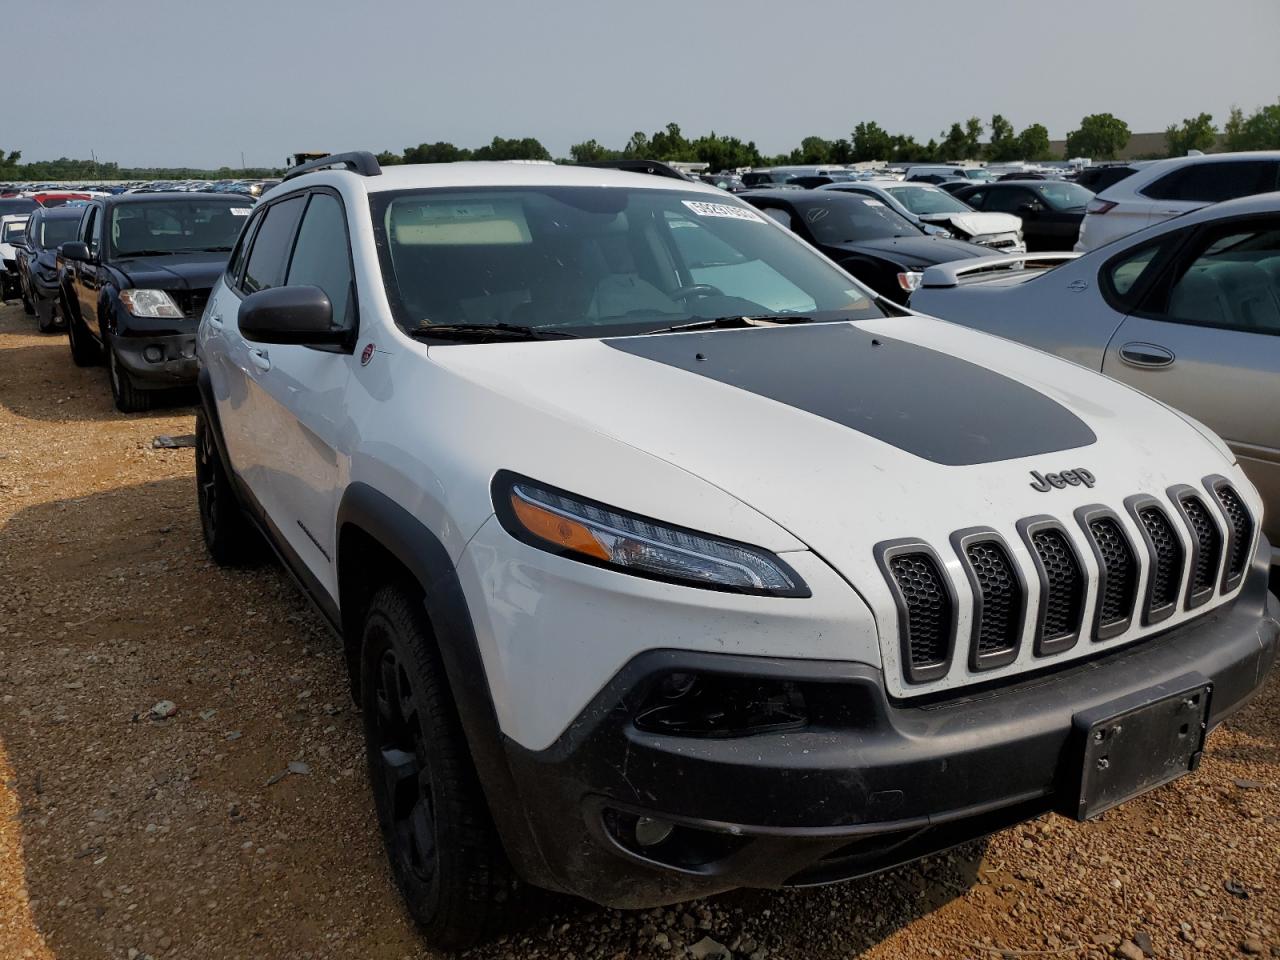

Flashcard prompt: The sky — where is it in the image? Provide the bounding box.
[7,0,1280,169]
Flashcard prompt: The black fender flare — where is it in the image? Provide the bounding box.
[334,483,555,887]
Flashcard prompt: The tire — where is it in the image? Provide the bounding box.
[36,295,57,333]
[361,584,523,951]
[21,287,35,317]
[107,340,153,413]
[66,302,101,367]
[195,410,262,566]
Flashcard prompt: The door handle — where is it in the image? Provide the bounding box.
[1119,341,1174,368]
[248,348,271,372]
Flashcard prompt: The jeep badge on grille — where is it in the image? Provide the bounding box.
[1030,468,1096,492]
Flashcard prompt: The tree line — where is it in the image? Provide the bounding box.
[366,99,1280,170]
[4,100,1278,180]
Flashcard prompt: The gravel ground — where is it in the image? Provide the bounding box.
[0,300,1277,960]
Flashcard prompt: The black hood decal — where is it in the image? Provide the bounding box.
[605,325,1095,466]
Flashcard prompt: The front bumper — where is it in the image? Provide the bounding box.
[492,537,1277,907]
[974,233,1027,254]
[113,331,199,387]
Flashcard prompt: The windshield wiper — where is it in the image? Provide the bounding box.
[409,322,579,343]
[643,314,813,335]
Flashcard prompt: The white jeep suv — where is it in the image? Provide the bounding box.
[195,153,1278,949]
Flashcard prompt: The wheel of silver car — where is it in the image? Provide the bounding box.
[361,584,521,951]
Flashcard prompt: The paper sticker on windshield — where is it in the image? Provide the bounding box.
[681,200,764,223]
[862,199,885,207]
[230,207,252,216]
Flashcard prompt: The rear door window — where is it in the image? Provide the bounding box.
[1143,162,1279,203]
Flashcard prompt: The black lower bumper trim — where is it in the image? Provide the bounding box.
[113,332,198,386]
[491,537,1277,908]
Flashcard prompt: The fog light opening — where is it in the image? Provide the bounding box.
[143,345,164,363]
[634,816,674,848]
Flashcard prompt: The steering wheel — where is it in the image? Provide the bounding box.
[669,283,724,301]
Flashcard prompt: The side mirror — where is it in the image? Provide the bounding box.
[237,285,345,346]
[61,241,92,262]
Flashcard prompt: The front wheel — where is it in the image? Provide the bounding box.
[107,341,153,413]
[195,410,262,566]
[361,584,523,950]
[66,301,101,367]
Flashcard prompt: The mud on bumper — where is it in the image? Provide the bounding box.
[490,538,1278,908]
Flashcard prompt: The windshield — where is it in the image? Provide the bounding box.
[1037,182,1093,211]
[371,187,888,337]
[2,221,26,244]
[41,217,81,250]
[110,199,253,257]
[963,169,995,181]
[0,198,37,215]
[884,185,972,216]
[795,195,921,244]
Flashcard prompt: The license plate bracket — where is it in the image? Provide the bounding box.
[1070,674,1212,821]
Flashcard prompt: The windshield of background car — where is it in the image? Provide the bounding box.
[370,186,889,337]
[41,216,81,249]
[1038,182,1093,211]
[109,199,253,257]
[885,185,972,216]
[0,198,37,215]
[798,195,921,244]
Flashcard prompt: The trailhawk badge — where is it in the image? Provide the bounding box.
[1030,468,1096,492]
[361,343,376,366]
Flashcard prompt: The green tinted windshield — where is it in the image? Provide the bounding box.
[371,187,887,336]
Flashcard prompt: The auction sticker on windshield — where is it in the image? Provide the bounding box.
[681,200,765,223]
[230,208,252,216]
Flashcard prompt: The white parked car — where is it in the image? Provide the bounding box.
[821,179,1026,252]
[0,213,30,303]
[904,164,994,183]
[1075,151,1280,252]
[195,152,1277,949]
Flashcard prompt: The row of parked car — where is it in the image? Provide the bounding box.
[0,149,1276,951]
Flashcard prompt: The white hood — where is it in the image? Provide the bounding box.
[430,316,1256,697]
[919,210,1022,238]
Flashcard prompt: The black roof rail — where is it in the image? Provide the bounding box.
[282,151,382,183]
[577,159,696,182]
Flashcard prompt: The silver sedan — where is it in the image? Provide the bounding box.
[910,191,1280,562]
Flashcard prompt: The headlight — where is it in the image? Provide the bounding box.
[896,271,924,292]
[118,289,183,318]
[494,473,809,597]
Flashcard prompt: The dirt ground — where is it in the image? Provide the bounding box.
[0,300,1277,960]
